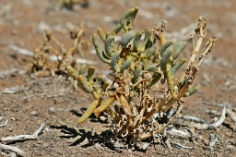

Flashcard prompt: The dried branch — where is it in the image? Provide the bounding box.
[167,126,190,138]
[179,114,204,123]
[2,86,26,94]
[0,143,27,157]
[1,123,45,142]
[9,45,97,65]
[169,138,192,149]
[209,133,217,154]
[176,106,226,129]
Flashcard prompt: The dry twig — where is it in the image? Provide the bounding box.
[209,133,217,154]
[9,45,97,65]
[169,138,192,149]
[167,126,190,138]
[1,123,45,142]
[2,86,26,94]
[0,143,27,157]
[176,106,226,129]
[179,114,204,123]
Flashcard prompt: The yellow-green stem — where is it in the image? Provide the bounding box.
[93,96,116,116]
[78,100,99,124]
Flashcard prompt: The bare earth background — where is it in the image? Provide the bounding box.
[0,0,236,156]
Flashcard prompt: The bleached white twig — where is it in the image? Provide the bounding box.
[2,86,26,94]
[1,123,45,142]
[209,106,226,128]
[162,129,172,151]
[176,106,226,129]
[165,138,172,151]
[179,114,204,123]
[209,133,217,154]
[0,143,27,157]
[9,45,33,56]
[9,45,97,65]
[167,127,190,138]
[169,138,192,149]
[48,55,97,65]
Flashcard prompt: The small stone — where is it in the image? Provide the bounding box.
[30,111,38,116]
[94,143,101,150]
[54,148,66,155]
[35,151,42,156]
[9,127,13,132]
[99,116,106,121]
[11,117,16,121]
[45,127,50,132]
[9,152,17,157]
[49,107,56,113]
[42,143,50,148]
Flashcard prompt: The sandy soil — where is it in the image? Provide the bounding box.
[0,0,236,156]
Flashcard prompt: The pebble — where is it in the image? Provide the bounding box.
[30,111,38,116]
[11,117,16,121]
[49,107,56,113]
[54,148,66,155]
[42,143,50,148]
[35,151,42,156]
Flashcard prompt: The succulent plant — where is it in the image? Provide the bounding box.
[67,7,217,147]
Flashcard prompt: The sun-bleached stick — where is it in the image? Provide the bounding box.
[179,114,204,123]
[9,45,97,65]
[209,133,217,154]
[0,143,27,157]
[167,127,190,138]
[1,123,45,142]
[2,86,26,94]
[169,138,192,149]
[176,106,226,129]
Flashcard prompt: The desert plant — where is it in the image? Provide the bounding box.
[66,7,217,147]
[53,0,89,10]
[28,25,89,77]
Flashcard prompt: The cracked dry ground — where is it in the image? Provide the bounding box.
[0,0,236,156]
